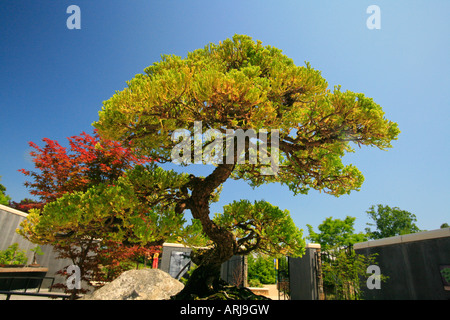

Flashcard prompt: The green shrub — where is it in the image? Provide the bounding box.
[0,243,28,265]
[441,267,450,283]
[248,278,263,288]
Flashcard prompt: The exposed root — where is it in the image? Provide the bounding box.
[172,280,271,300]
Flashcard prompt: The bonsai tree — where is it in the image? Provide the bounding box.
[0,243,28,266]
[93,34,399,299]
[30,245,44,266]
[247,254,277,287]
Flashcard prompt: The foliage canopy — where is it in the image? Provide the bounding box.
[94,34,399,197]
[365,204,422,239]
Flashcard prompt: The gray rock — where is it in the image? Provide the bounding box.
[83,268,184,300]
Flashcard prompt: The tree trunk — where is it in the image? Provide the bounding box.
[173,254,223,299]
[173,163,237,299]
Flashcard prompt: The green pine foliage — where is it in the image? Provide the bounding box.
[0,243,28,265]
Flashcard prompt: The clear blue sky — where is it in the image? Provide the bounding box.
[1,1,449,235]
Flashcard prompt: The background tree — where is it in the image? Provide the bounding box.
[307,216,382,300]
[19,129,150,206]
[17,131,156,297]
[321,247,381,300]
[18,173,187,299]
[95,241,161,282]
[440,223,449,229]
[307,216,367,251]
[93,34,399,299]
[8,198,42,213]
[0,176,11,205]
[365,204,422,239]
[247,254,276,287]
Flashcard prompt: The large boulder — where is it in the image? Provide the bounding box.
[83,268,184,300]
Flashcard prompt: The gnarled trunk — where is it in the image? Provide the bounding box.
[173,250,227,299]
[173,163,237,299]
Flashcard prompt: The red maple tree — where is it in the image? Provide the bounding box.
[18,130,161,292]
[95,241,162,282]
[19,129,151,206]
[8,198,42,213]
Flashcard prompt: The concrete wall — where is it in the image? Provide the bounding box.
[1,206,250,291]
[0,204,71,288]
[159,243,193,279]
[354,228,450,300]
[288,243,321,300]
[221,254,247,287]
